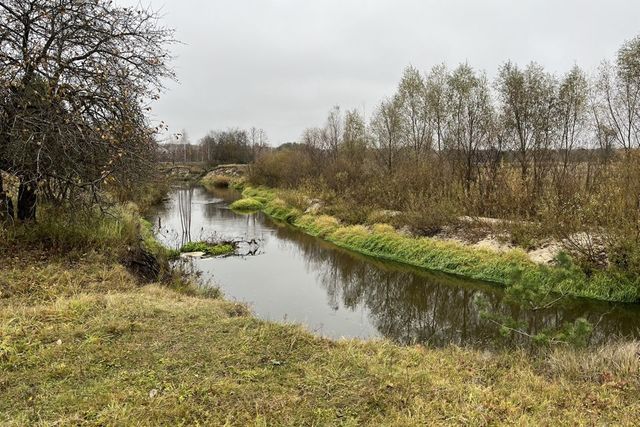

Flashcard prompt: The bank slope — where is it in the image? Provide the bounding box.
[235,186,640,303]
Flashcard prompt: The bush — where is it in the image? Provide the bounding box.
[397,192,458,236]
[249,148,317,188]
[106,172,170,214]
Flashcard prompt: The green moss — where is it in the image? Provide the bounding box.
[179,241,235,256]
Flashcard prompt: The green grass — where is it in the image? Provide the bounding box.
[230,197,264,212]
[1,250,639,425]
[179,241,235,256]
[236,186,640,303]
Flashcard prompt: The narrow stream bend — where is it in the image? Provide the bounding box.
[150,186,640,348]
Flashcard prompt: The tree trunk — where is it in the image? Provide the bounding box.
[17,179,37,221]
[0,173,14,221]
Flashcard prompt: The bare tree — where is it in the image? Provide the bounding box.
[595,36,640,152]
[425,64,450,153]
[0,0,174,220]
[324,106,342,162]
[178,129,191,163]
[249,127,269,159]
[497,62,557,201]
[342,109,366,161]
[300,126,325,173]
[556,65,589,179]
[398,66,430,158]
[370,97,403,172]
[446,64,493,192]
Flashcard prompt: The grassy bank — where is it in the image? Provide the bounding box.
[2,246,640,425]
[233,186,640,303]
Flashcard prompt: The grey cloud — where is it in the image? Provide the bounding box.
[119,0,640,145]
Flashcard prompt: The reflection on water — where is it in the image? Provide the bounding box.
[177,187,193,246]
[150,186,640,348]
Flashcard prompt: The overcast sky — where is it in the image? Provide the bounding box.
[120,0,640,146]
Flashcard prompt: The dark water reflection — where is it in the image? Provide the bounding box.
[150,186,640,348]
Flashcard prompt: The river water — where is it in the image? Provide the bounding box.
[150,185,640,348]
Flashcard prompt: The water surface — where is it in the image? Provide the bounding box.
[151,186,640,348]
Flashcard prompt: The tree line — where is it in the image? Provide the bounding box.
[157,127,269,165]
[250,34,640,272]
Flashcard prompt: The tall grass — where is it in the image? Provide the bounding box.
[1,204,138,252]
[0,201,179,268]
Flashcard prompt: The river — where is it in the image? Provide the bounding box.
[150,185,640,348]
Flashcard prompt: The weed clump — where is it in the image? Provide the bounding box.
[230,197,263,212]
[179,241,235,256]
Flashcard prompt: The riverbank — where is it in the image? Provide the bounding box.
[2,241,640,425]
[228,185,640,303]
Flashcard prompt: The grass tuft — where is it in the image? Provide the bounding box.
[230,197,264,212]
[179,241,235,256]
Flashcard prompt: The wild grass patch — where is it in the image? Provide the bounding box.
[179,241,235,256]
[230,197,263,212]
[264,197,302,223]
[0,203,142,255]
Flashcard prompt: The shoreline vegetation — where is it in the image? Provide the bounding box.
[1,199,640,424]
[179,240,236,257]
[225,182,640,304]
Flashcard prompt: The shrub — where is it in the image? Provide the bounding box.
[395,191,459,236]
[366,210,401,225]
